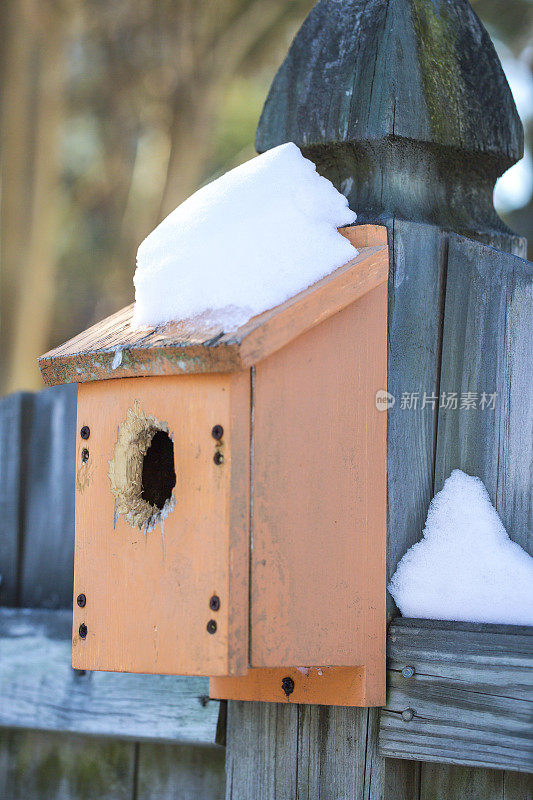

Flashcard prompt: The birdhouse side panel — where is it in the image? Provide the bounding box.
[250,282,387,687]
[72,372,249,676]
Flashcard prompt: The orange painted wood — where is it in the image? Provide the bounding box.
[73,372,249,676]
[234,243,387,367]
[39,225,388,386]
[340,223,387,248]
[249,282,387,704]
[210,666,372,707]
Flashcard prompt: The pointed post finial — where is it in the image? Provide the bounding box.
[256,0,523,244]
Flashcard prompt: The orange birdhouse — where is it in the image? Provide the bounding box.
[39,224,388,706]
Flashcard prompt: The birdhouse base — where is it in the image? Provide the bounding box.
[210,664,385,707]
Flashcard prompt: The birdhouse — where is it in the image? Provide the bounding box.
[39,224,388,707]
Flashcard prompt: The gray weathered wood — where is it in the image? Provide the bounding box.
[256,0,524,253]
[0,607,218,745]
[417,763,532,800]
[19,383,77,608]
[435,235,533,554]
[503,770,533,799]
[0,391,33,605]
[0,728,136,800]
[418,763,533,800]
[380,618,533,772]
[225,701,298,799]
[136,743,225,800]
[384,759,421,800]
[419,764,505,800]
[226,701,383,800]
[386,220,448,613]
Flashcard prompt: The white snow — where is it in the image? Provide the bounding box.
[388,470,533,626]
[133,142,357,329]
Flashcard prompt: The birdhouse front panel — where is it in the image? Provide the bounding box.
[72,371,250,676]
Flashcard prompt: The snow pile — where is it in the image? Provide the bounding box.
[133,142,357,329]
[389,470,533,625]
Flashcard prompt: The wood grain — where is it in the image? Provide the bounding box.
[256,0,524,253]
[386,220,449,619]
[0,728,136,800]
[435,235,533,556]
[250,281,387,701]
[0,607,218,743]
[136,743,225,800]
[225,701,383,800]
[19,383,77,608]
[73,373,249,676]
[0,391,33,605]
[38,226,388,386]
[379,618,533,773]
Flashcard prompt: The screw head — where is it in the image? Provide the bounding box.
[281,676,295,697]
[79,623,87,639]
[402,665,415,679]
[213,451,224,466]
[209,595,220,611]
[77,593,86,608]
[207,619,217,634]
[81,448,89,464]
[80,426,90,440]
[211,425,224,441]
[401,708,415,722]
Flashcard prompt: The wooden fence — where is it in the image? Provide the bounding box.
[1,1,533,798]
[0,364,531,799]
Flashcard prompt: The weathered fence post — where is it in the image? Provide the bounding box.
[225,1,529,797]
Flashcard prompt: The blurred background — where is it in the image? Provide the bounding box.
[1,0,532,394]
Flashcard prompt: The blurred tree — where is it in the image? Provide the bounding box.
[0,0,531,393]
[0,0,313,392]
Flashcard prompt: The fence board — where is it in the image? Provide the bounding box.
[419,764,504,800]
[0,391,33,605]
[379,618,533,772]
[225,701,298,800]
[225,701,384,800]
[0,729,135,800]
[418,765,533,800]
[503,770,533,799]
[136,743,225,800]
[0,608,218,745]
[435,236,533,555]
[19,383,77,608]
[385,758,421,800]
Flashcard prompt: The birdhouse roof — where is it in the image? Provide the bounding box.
[39,225,387,387]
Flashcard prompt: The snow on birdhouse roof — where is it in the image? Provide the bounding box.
[39,144,387,386]
[39,224,387,386]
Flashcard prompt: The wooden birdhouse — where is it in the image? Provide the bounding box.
[39,224,388,707]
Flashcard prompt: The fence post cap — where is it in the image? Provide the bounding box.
[256,0,522,166]
[257,0,523,238]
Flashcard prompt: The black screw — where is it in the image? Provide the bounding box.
[209,595,220,611]
[80,426,90,440]
[79,623,87,639]
[81,448,89,463]
[77,593,86,608]
[212,424,224,441]
[213,451,224,465]
[281,676,295,697]
[207,619,217,634]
